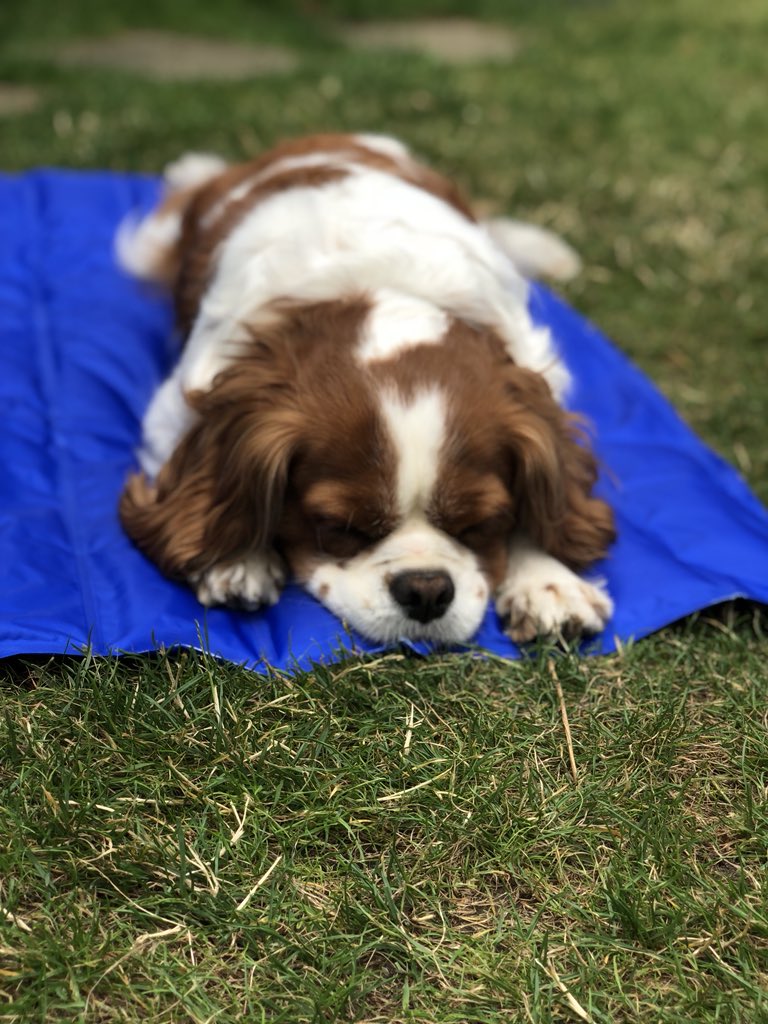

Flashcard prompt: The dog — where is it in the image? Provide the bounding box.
[117,132,615,645]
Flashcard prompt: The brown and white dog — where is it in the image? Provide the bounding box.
[117,133,615,645]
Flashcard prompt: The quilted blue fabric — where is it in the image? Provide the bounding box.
[2,169,767,671]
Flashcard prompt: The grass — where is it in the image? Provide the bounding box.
[2,621,768,1022]
[1,0,767,1020]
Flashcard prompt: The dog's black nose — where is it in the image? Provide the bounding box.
[389,570,455,623]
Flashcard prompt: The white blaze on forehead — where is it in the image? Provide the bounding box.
[357,289,448,364]
[379,387,447,516]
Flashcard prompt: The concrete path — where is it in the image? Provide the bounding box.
[338,19,519,64]
[44,18,518,81]
[50,29,299,81]
[0,18,519,117]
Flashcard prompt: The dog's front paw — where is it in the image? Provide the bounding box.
[496,559,612,644]
[195,552,285,610]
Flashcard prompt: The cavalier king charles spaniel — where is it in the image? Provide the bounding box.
[118,133,615,645]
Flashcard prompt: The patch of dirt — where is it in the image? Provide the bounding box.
[50,30,299,81]
[338,18,520,64]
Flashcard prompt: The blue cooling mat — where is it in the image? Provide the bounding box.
[2,170,768,671]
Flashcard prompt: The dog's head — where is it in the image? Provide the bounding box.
[120,297,613,643]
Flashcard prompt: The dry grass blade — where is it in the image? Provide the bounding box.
[236,854,284,912]
[535,956,595,1023]
[549,659,579,784]
[0,904,32,933]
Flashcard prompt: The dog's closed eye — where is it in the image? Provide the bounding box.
[454,516,510,548]
[313,516,380,559]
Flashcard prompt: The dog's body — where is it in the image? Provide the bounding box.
[118,133,615,644]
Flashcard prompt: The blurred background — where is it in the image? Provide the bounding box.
[1,0,766,499]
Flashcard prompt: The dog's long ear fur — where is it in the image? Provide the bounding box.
[502,367,615,569]
[120,345,303,580]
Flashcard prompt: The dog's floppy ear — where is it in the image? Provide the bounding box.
[120,349,303,580]
[502,366,615,569]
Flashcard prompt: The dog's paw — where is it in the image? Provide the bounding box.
[496,559,612,644]
[195,553,285,610]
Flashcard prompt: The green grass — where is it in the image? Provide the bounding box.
[2,621,768,1022]
[1,1,768,1020]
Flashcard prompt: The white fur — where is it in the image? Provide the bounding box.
[208,168,567,390]
[199,169,568,395]
[200,152,349,229]
[357,289,448,364]
[136,368,196,478]
[353,133,411,163]
[115,208,182,282]
[121,159,570,403]
[163,152,228,191]
[304,521,490,643]
[483,218,582,282]
[378,387,447,516]
[195,552,285,609]
[495,540,613,643]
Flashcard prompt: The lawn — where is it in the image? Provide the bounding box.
[1,1,767,1021]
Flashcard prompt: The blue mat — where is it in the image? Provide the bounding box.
[2,169,767,671]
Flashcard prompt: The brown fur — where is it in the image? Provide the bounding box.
[499,367,616,569]
[120,298,388,578]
